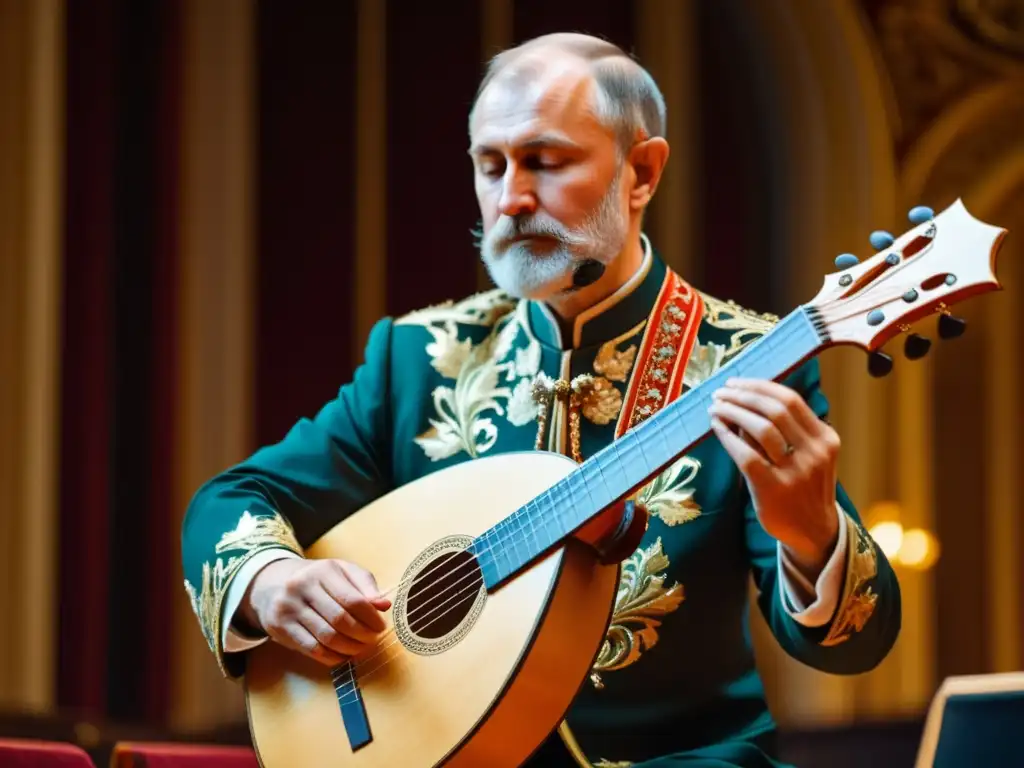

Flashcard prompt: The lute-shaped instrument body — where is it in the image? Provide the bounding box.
[244,199,1007,767]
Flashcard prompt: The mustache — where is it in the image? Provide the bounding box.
[472,215,588,250]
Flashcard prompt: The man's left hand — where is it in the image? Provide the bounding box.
[708,378,840,576]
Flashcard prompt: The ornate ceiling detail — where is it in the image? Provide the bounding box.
[954,0,1024,57]
[866,0,1024,152]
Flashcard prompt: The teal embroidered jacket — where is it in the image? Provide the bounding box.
[181,240,901,768]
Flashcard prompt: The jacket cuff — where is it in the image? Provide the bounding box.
[820,511,881,647]
[183,509,303,676]
[778,502,848,627]
[221,548,303,652]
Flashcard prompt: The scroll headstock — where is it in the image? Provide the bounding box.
[807,199,1007,374]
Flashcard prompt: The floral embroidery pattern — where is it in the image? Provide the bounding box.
[580,377,623,425]
[822,516,879,646]
[593,339,637,382]
[698,292,779,361]
[635,456,703,526]
[396,292,541,461]
[590,537,684,689]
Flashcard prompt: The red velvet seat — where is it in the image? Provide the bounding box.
[109,742,258,768]
[0,737,95,766]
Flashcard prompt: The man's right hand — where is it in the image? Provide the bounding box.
[240,558,392,667]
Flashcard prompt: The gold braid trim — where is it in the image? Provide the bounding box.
[183,510,302,676]
[530,373,596,462]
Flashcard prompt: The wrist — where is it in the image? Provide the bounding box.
[780,505,840,578]
[240,558,295,633]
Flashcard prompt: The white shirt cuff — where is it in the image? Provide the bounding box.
[221,548,303,653]
[777,502,849,627]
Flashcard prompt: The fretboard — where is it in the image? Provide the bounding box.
[472,306,828,589]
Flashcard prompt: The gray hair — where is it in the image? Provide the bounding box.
[470,33,666,155]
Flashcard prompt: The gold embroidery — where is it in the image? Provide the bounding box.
[396,288,515,328]
[415,338,512,460]
[683,340,727,390]
[594,340,637,383]
[399,290,516,379]
[698,292,778,360]
[619,275,698,431]
[580,376,623,425]
[183,511,302,670]
[506,377,540,427]
[215,510,300,554]
[590,537,684,689]
[558,723,634,768]
[822,513,879,646]
[531,374,603,462]
[635,456,702,526]
[398,293,544,461]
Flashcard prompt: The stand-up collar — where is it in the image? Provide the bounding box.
[525,234,667,350]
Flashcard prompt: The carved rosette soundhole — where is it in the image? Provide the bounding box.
[393,535,487,656]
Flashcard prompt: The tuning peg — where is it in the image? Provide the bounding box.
[938,314,966,339]
[869,230,895,250]
[908,205,934,224]
[904,333,932,360]
[834,253,859,269]
[868,351,894,377]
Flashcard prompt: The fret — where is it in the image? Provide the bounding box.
[504,514,527,571]
[474,308,827,589]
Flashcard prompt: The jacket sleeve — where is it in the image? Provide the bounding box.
[744,357,902,674]
[181,317,395,678]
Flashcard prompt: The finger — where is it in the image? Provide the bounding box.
[710,415,770,477]
[339,561,391,608]
[306,583,382,644]
[720,378,820,434]
[709,399,790,464]
[321,566,389,633]
[272,621,347,668]
[297,606,373,658]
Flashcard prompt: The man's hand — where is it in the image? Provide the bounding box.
[240,558,392,667]
[708,378,840,575]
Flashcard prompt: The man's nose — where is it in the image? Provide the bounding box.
[498,168,536,218]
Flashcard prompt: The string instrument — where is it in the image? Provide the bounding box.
[244,199,1007,767]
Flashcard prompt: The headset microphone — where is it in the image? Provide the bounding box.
[571,259,606,289]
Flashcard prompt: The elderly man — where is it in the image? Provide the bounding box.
[182,33,900,767]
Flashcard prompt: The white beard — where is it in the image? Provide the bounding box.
[478,169,629,299]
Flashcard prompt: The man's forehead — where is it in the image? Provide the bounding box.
[470,55,605,149]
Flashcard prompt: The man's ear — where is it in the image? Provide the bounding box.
[627,137,670,210]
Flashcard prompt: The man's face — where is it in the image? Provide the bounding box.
[469,55,630,300]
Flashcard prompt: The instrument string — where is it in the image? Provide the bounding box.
[328,478,597,691]
[354,476,579,611]
[329,310,814,626]
[332,571,490,703]
[327,322,817,696]
[317,286,936,699]
[330,399,749,696]
[814,253,941,328]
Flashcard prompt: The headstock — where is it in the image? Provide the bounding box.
[807,198,1008,376]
